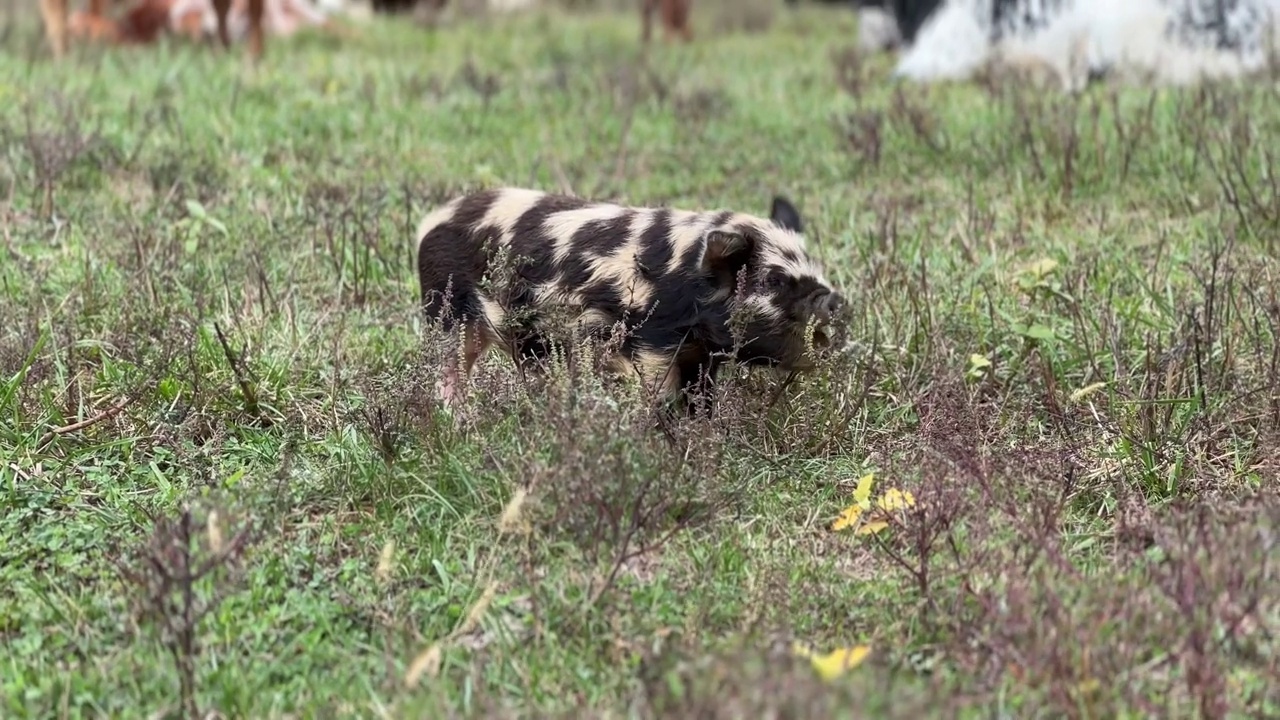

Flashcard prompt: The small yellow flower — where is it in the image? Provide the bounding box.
[1024,257,1059,280]
[792,642,871,681]
[857,520,889,536]
[877,488,916,512]
[830,473,875,531]
[832,474,916,536]
[967,353,992,380]
[831,503,864,531]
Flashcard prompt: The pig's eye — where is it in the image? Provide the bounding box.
[764,273,789,290]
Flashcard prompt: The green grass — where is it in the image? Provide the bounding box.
[2,1,1279,717]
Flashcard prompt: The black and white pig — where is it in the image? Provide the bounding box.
[414,187,845,410]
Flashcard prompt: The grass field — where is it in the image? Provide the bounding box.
[2,1,1279,717]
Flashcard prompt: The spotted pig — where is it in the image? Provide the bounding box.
[414,187,844,410]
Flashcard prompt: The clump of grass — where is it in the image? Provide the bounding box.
[112,503,256,720]
[3,90,112,220]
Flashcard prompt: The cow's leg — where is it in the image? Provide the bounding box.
[640,0,656,44]
[211,0,232,47]
[674,0,692,42]
[245,0,264,60]
[39,0,70,58]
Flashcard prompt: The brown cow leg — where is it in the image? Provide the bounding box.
[39,0,70,58]
[246,0,264,60]
[675,0,693,42]
[640,0,656,44]
[658,0,691,43]
[210,0,232,48]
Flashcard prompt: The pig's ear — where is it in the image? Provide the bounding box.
[701,230,754,291]
[770,195,803,234]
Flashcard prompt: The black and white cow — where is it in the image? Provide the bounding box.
[414,188,845,411]
[844,0,1280,89]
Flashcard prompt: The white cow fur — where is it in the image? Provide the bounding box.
[857,6,905,52]
[891,0,1003,81]
[882,0,1280,90]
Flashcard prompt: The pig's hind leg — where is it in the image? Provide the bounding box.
[437,321,496,408]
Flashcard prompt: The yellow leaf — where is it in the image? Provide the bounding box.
[852,473,875,507]
[1025,258,1059,279]
[876,488,916,512]
[856,520,889,536]
[831,503,864,532]
[967,353,993,380]
[793,643,872,681]
[846,487,915,535]
[832,473,876,532]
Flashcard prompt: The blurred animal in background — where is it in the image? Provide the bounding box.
[641,0,692,43]
[354,0,534,24]
[837,0,1280,91]
[40,0,267,58]
[168,0,337,42]
[60,0,151,44]
[38,0,358,59]
[365,0,442,15]
[39,0,127,51]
